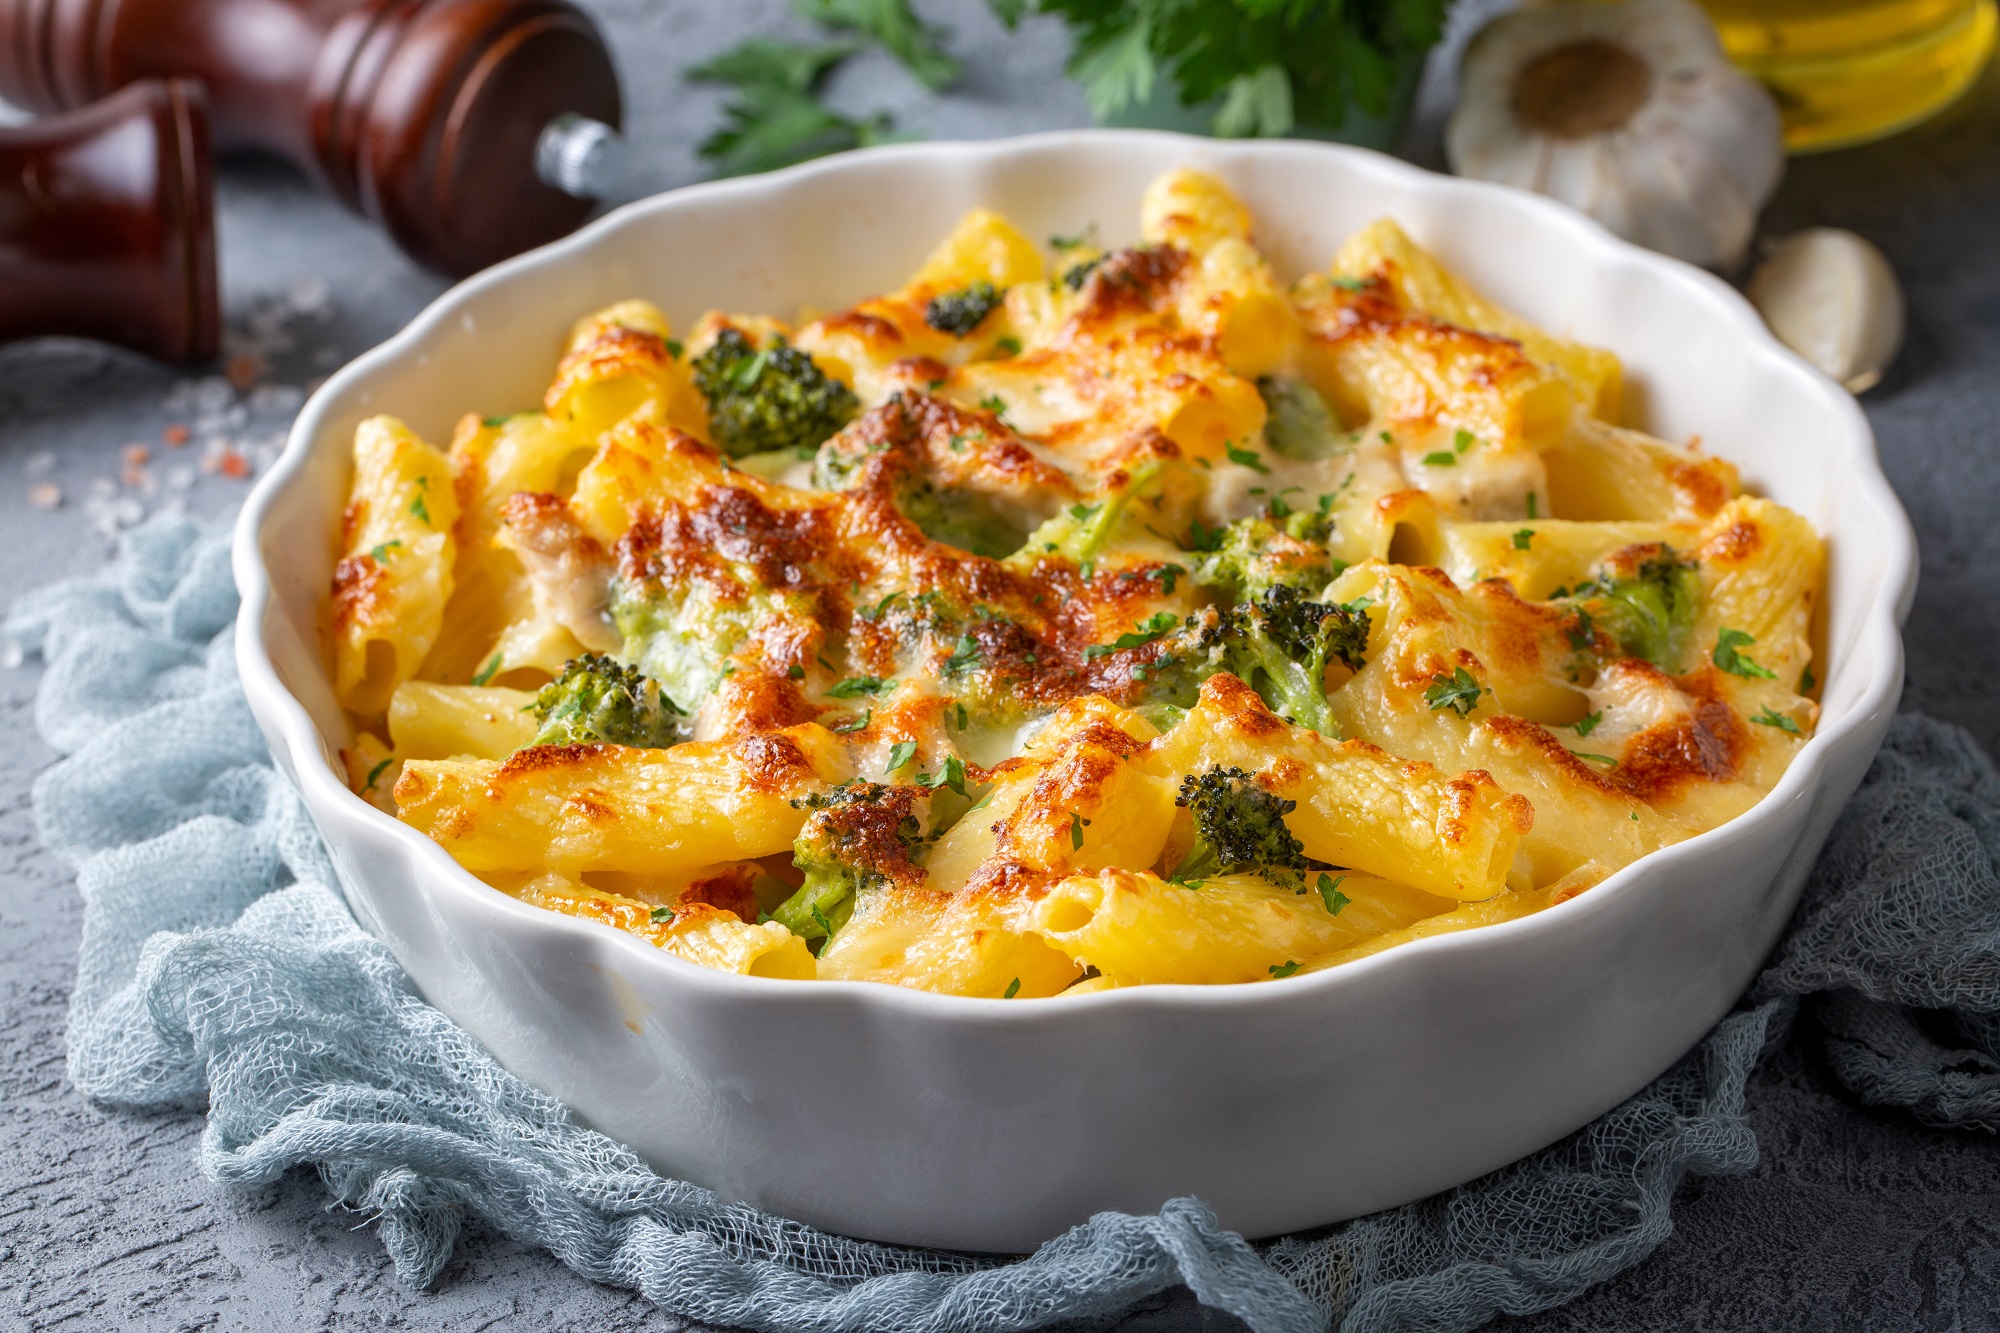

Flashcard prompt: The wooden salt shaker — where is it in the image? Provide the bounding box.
[0,79,220,362]
[0,0,622,275]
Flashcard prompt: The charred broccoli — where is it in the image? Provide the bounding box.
[691,327,858,457]
[1191,513,1335,602]
[924,280,1004,336]
[527,654,685,749]
[1169,765,1308,887]
[1564,545,1703,672]
[774,782,929,949]
[1126,586,1371,738]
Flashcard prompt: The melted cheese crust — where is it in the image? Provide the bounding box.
[329,170,1824,996]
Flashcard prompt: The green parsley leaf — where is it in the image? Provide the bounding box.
[364,757,393,790]
[1526,492,1538,519]
[1084,610,1181,659]
[650,905,675,924]
[833,708,872,734]
[1340,596,1375,613]
[917,754,969,797]
[954,702,969,731]
[979,393,1008,416]
[481,415,512,428]
[1800,664,1816,693]
[1330,276,1368,292]
[1424,666,1483,716]
[1421,450,1457,468]
[787,664,805,680]
[1566,607,1596,652]
[944,634,981,673]
[1512,529,1535,551]
[1155,562,1186,595]
[828,675,893,698]
[1573,711,1603,737]
[810,903,837,939]
[1454,429,1476,453]
[886,740,917,772]
[1068,502,1100,522]
[1713,628,1778,680]
[408,493,430,523]
[1752,706,1801,735]
[665,338,684,359]
[369,540,402,563]
[470,654,503,687]
[1069,810,1090,850]
[1003,976,1022,999]
[1317,873,1349,916]
[1268,960,1302,978]
[1225,443,1270,474]
[1571,752,1618,766]
[795,0,960,90]
[994,335,1022,356]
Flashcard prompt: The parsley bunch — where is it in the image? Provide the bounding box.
[992,0,1448,137]
[688,0,958,177]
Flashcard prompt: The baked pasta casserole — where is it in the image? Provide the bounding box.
[329,169,1823,996]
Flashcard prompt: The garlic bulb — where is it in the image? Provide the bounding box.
[1448,0,1784,270]
[1748,229,1905,393]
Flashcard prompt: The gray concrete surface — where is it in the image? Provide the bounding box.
[3,1,1999,1329]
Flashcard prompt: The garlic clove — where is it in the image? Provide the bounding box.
[1448,0,1784,271]
[1747,229,1905,394]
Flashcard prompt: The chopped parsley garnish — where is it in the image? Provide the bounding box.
[1572,752,1617,766]
[364,757,393,790]
[1454,429,1476,453]
[1713,628,1778,680]
[1186,519,1226,552]
[650,906,675,924]
[1573,711,1603,737]
[787,664,805,680]
[369,540,401,563]
[1526,492,1538,519]
[1061,256,1103,289]
[1800,664,1816,693]
[1512,529,1535,551]
[1225,443,1270,474]
[1084,611,1181,659]
[810,903,836,940]
[1424,667,1483,716]
[978,393,1008,417]
[1003,977,1022,999]
[1566,607,1597,652]
[665,338,684,359]
[917,754,968,797]
[944,634,981,673]
[1155,562,1186,595]
[1421,450,1457,467]
[1752,706,1801,735]
[408,493,430,523]
[481,415,511,428]
[471,654,503,687]
[1069,810,1090,850]
[833,708,872,734]
[994,336,1022,356]
[1268,960,1302,978]
[1330,276,1368,292]
[828,675,893,698]
[1317,873,1349,915]
[886,740,918,772]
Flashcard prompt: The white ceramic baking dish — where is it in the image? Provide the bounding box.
[234,131,1916,1254]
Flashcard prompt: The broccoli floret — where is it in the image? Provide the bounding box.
[1567,545,1704,672]
[924,281,1004,336]
[1257,376,1346,460]
[893,477,1031,558]
[1191,513,1334,603]
[773,782,929,948]
[1010,461,1163,572]
[1169,765,1308,887]
[691,327,859,457]
[1124,587,1369,738]
[527,654,685,749]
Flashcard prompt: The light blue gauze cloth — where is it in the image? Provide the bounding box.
[9,514,2000,1333]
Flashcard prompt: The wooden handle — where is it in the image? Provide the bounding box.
[0,79,219,363]
[0,0,622,274]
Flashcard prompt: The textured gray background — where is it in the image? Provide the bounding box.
[4,1,2000,1329]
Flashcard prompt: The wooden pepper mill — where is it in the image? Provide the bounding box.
[0,79,220,362]
[0,0,623,275]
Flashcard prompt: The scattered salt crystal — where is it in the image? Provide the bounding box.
[289,276,331,315]
[248,384,305,417]
[26,482,61,510]
[24,451,56,477]
[0,636,23,670]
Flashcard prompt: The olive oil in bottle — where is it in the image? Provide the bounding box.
[1698,0,1997,151]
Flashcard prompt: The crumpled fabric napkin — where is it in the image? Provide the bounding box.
[7,514,1997,1333]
